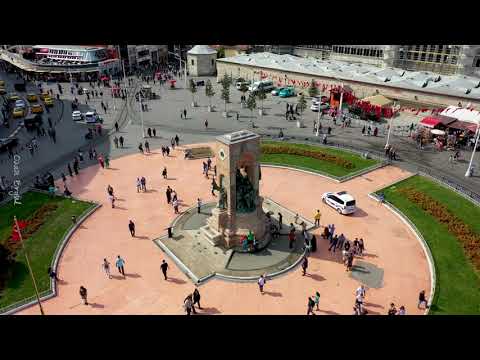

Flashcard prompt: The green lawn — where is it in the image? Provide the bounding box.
[379,175,480,315]
[0,191,93,310]
[260,141,379,177]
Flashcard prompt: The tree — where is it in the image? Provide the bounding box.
[246,92,257,119]
[308,79,319,98]
[188,78,197,106]
[297,94,307,126]
[219,73,231,115]
[256,88,267,115]
[205,79,215,110]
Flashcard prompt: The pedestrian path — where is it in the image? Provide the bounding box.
[17,145,431,315]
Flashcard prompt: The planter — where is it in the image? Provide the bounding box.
[259,109,264,116]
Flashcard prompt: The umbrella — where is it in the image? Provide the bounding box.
[430,129,445,135]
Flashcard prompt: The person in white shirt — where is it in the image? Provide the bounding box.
[102,258,112,279]
[398,306,406,315]
[356,285,366,298]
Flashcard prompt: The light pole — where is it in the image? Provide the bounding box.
[139,91,145,138]
[465,123,480,177]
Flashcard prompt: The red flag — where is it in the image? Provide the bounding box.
[12,220,28,242]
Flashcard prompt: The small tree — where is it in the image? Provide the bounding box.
[297,94,307,126]
[256,88,267,115]
[246,92,257,119]
[219,73,231,115]
[308,79,319,98]
[188,79,197,106]
[205,79,215,109]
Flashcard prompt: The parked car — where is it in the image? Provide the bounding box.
[12,107,25,118]
[249,80,275,93]
[271,87,285,96]
[40,92,50,101]
[72,110,83,121]
[27,93,38,102]
[322,191,357,215]
[278,87,296,98]
[0,137,18,153]
[43,96,54,107]
[8,93,20,103]
[0,80,5,87]
[31,104,44,114]
[84,111,99,123]
[311,103,330,112]
[24,114,43,130]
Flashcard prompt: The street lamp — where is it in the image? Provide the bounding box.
[139,91,145,138]
[385,101,395,148]
[465,123,480,177]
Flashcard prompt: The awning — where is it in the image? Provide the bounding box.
[435,115,457,126]
[448,120,479,132]
[420,117,441,128]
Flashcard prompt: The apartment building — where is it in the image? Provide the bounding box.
[119,45,168,70]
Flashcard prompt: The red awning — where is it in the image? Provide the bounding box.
[448,120,478,133]
[420,117,441,128]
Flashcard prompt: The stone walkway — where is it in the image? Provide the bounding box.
[18,145,431,315]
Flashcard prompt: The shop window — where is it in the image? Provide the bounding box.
[191,59,195,65]
[212,59,214,66]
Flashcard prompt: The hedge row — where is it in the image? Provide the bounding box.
[261,144,355,169]
[399,186,480,270]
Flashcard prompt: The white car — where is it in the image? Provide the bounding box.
[84,111,98,123]
[15,99,26,108]
[72,110,83,121]
[322,191,357,215]
[311,102,330,112]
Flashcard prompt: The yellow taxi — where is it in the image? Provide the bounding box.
[0,87,6,95]
[44,96,54,107]
[8,93,20,103]
[31,103,44,114]
[40,92,50,101]
[0,80,5,87]
[27,93,38,102]
[13,107,25,118]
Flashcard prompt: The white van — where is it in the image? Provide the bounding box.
[84,111,98,124]
[249,80,274,93]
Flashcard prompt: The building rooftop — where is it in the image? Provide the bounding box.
[188,45,217,55]
[217,52,480,101]
[33,45,105,51]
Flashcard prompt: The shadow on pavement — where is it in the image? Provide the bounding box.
[167,277,187,284]
[263,291,283,298]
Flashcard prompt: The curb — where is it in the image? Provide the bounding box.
[1,199,101,315]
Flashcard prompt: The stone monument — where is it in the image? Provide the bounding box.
[200,130,265,248]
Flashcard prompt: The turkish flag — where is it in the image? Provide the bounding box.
[12,220,28,242]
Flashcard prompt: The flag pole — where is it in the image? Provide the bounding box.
[13,216,45,315]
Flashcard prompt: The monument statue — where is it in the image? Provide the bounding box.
[235,168,256,213]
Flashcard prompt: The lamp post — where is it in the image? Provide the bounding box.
[139,91,145,138]
[385,101,396,147]
[465,123,480,177]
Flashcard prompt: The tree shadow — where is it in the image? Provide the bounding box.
[198,307,221,315]
[305,273,326,281]
[317,309,340,315]
[125,273,142,278]
[166,177,177,180]
[111,275,125,280]
[135,235,150,240]
[364,302,384,309]
[167,277,187,284]
[90,303,105,309]
[114,206,128,210]
[264,291,282,297]
[145,189,157,193]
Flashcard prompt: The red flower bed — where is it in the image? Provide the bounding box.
[261,144,355,169]
[399,187,480,270]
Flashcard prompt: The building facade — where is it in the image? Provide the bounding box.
[187,45,217,76]
[120,45,168,70]
[293,45,480,76]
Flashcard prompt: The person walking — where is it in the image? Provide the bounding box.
[79,286,88,305]
[115,122,119,132]
[346,252,354,272]
[258,274,266,293]
[388,303,397,315]
[307,297,316,315]
[398,306,406,315]
[337,233,346,251]
[184,295,194,315]
[104,155,110,169]
[418,290,429,309]
[183,108,187,119]
[204,119,208,129]
[144,140,150,153]
[147,127,152,137]
[160,260,169,280]
[138,143,144,153]
[119,136,124,148]
[172,198,179,214]
[108,193,115,208]
[116,255,126,277]
[153,128,157,137]
[197,198,202,214]
[128,220,135,237]
[193,288,202,309]
[67,163,73,177]
[314,209,321,227]
[136,178,142,193]
[175,134,179,146]
[278,212,283,229]
[102,258,112,279]
[113,136,119,148]
[301,256,308,276]
[358,238,365,255]
[162,167,168,179]
[314,291,320,311]
[140,176,147,192]
[288,229,296,249]
[166,186,172,204]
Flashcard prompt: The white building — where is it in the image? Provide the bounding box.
[187,45,217,77]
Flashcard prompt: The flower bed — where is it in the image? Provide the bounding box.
[261,143,354,169]
[399,186,480,270]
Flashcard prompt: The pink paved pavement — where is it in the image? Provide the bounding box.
[19,145,431,315]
